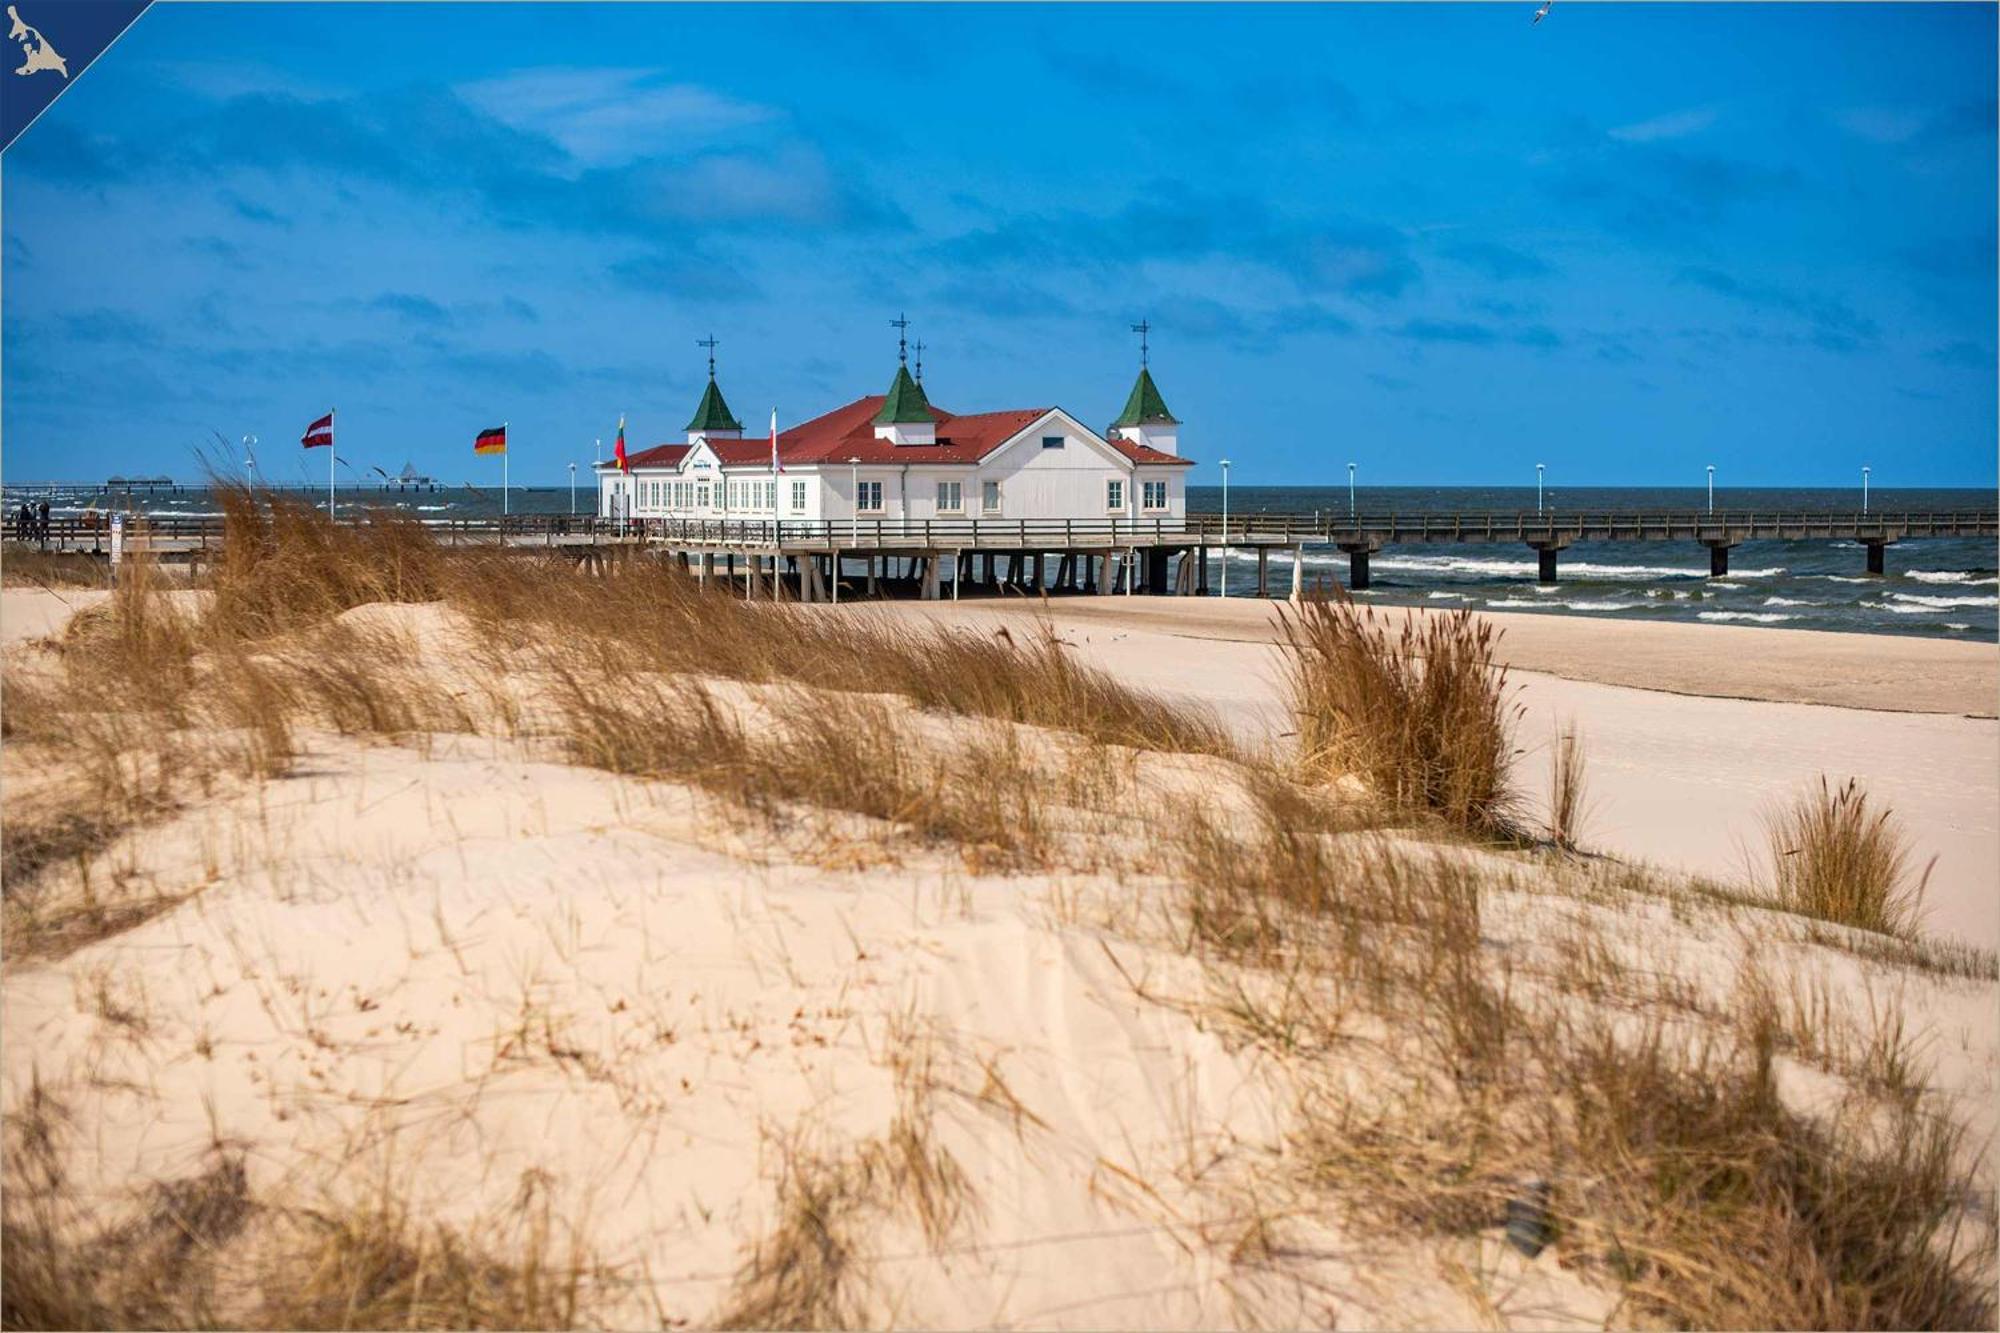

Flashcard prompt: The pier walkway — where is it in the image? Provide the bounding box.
[4,508,1993,598]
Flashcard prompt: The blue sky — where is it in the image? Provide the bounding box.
[4,2,1994,487]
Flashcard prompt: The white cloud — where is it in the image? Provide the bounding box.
[458,67,778,166]
[1607,106,1719,143]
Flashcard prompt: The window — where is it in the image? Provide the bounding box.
[1142,480,1169,511]
[1041,435,1064,450]
[790,479,808,513]
[856,480,883,512]
[982,480,1000,513]
[696,483,710,509]
[1106,479,1124,511]
[936,480,963,513]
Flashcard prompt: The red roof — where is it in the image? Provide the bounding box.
[600,397,1191,470]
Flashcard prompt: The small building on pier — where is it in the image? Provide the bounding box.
[597,349,1193,526]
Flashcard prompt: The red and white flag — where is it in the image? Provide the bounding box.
[769,408,784,474]
[302,411,334,449]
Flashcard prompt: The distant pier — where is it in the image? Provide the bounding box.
[6,507,1993,599]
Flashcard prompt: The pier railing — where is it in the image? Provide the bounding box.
[3,509,1994,551]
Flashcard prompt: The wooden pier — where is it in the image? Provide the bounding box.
[4,509,1993,597]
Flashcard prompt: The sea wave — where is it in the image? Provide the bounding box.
[1708,581,1743,590]
[1906,570,1999,586]
[1761,596,1822,607]
[1698,611,1796,624]
[1425,591,1468,600]
[1887,592,1999,609]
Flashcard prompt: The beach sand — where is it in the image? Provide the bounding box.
[3,585,1993,1327]
[867,597,2000,946]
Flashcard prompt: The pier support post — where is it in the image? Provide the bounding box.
[1338,541,1378,592]
[1704,541,1734,577]
[1289,547,1305,603]
[1865,540,1889,576]
[1257,548,1270,598]
[1032,552,1045,591]
[1146,547,1171,595]
[1527,538,1570,586]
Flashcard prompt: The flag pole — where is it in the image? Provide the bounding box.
[503,421,510,519]
[329,407,336,519]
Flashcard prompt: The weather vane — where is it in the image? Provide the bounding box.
[697,333,720,379]
[890,312,911,365]
[1130,319,1151,368]
[913,338,926,384]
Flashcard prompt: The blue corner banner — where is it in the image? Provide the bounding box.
[2,0,152,153]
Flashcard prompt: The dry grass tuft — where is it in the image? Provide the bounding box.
[1764,776,1933,938]
[206,483,445,641]
[1,545,115,589]
[1545,722,1589,853]
[1278,593,1521,833]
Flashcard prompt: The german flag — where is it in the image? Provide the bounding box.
[474,424,507,456]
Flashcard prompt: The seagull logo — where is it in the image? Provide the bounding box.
[6,5,66,78]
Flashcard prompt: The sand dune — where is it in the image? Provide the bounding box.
[3,582,1993,1327]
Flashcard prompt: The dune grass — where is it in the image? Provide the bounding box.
[1278,593,1521,834]
[1764,776,1934,939]
[3,493,1991,1330]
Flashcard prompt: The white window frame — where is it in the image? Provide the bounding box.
[936,480,963,513]
[790,479,808,513]
[1142,479,1169,512]
[856,480,884,513]
[981,480,1001,514]
[1105,479,1124,512]
[1041,435,1064,450]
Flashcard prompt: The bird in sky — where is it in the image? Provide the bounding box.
[1533,0,1553,21]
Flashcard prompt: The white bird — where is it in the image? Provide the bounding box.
[1533,0,1553,21]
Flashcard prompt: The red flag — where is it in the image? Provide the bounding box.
[302,411,333,449]
[613,415,629,473]
[474,424,507,456]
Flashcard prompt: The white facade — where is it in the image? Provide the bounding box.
[599,407,1186,527]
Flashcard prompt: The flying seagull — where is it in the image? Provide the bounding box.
[1533,0,1553,21]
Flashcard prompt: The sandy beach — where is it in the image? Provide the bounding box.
[870,597,2000,946]
[3,577,1994,1328]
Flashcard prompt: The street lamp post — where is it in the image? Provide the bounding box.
[1706,464,1715,515]
[1862,465,1871,514]
[568,462,577,516]
[242,434,258,487]
[1536,463,1546,516]
[1347,461,1356,518]
[1218,458,1231,599]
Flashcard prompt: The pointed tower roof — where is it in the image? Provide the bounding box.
[686,375,743,433]
[874,364,935,425]
[1112,367,1178,428]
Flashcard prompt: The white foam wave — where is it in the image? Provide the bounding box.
[1482,599,1548,609]
[1559,599,1643,611]
[1761,596,1821,607]
[1945,623,1972,632]
[1906,570,1999,586]
[1698,611,1796,624]
[1887,592,1998,609]
[1708,581,1743,590]
[1425,591,1468,600]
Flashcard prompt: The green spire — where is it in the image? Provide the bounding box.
[1112,367,1177,428]
[685,375,743,433]
[874,364,934,425]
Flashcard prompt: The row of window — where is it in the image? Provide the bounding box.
[635,476,1170,514]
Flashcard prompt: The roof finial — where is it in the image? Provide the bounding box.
[1130,319,1151,369]
[697,333,720,380]
[890,312,911,365]
[913,338,925,384]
